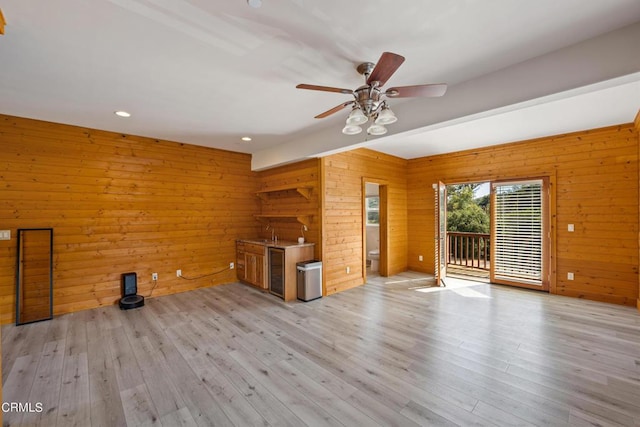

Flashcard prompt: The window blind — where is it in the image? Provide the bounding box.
[493,180,543,285]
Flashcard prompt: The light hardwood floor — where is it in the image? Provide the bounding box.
[3,272,640,426]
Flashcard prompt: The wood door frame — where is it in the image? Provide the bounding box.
[434,182,447,286]
[362,177,389,281]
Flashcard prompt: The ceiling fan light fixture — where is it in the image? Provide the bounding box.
[296,52,447,135]
[342,124,363,135]
[345,107,368,126]
[367,124,387,136]
[375,106,397,125]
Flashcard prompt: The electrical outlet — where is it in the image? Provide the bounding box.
[346,266,350,274]
[418,255,423,262]
[568,224,574,232]
[229,262,234,270]
[567,272,574,280]
[152,272,158,281]
[176,269,182,277]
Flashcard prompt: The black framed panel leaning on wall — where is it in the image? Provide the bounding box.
[16,228,53,325]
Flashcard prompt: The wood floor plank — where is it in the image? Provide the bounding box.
[271,358,381,426]
[120,383,162,426]
[186,351,266,426]
[229,347,344,426]
[131,334,189,419]
[1,319,49,383]
[132,320,233,426]
[22,339,66,427]
[160,407,198,427]
[345,390,422,427]
[104,325,145,393]
[3,273,640,426]
[64,311,88,356]
[1,355,39,426]
[471,400,537,427]
[56,352,91,427]
[400,400,462,427]
[207,348,303,427]
[86,316,128,427]
[283,348,359,400]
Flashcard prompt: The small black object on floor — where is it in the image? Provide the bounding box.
[119,272,144,310]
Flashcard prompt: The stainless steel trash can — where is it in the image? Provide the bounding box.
[296,260,322,302]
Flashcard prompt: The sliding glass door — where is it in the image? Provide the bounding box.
[490,179,549,290]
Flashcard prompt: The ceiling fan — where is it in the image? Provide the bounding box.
[296,52,447,136]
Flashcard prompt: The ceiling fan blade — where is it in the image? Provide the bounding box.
[296,84,353,95]
[314,101,354,119]
[385,83,447,98]
[366,52,405,86]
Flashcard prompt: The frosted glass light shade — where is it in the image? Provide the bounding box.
[346,107,368,125]
[367,124,387,135]
[342,125,363,135]
[375,107,397,125]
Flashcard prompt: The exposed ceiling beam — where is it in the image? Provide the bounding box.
[251,22,640,171]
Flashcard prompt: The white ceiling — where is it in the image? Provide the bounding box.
[1,0,639,170]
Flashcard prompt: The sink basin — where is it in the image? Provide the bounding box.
[244,239,271,244]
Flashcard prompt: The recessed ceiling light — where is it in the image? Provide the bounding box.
[114,111,131,118]
[241,136,252,142]
[247,0,262,8]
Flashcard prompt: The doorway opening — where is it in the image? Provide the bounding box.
[363,179,388,281]
[446,182,491,281]
[365,183,381,278]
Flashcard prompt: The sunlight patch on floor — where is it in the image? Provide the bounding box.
[414,276,492,298]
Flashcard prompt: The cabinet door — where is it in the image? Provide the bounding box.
[237,253,246,281]
[245,253,255,284]
[236,243,246,281]
[255,254,266,289]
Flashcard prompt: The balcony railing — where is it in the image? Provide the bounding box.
[447,232,490,271]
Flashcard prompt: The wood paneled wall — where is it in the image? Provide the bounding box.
[408,124,639,306]
[256,159,322,260]
[0,115,261,324]
[636,111,640,310]
[2,113,638,324]
[17,229,53,324]
[322,149,408,295]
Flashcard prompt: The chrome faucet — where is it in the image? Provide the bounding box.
[266,224,275,241]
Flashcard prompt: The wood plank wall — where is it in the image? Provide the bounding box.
[322,149,408,295]
[255,159,322,260]
[17,229,53,324]
[636,111,640,310]
[0,114,261,324]
[408,124,639,306]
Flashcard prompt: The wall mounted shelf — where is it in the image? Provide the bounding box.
[256,185,312,201]
[254,214,312,227]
